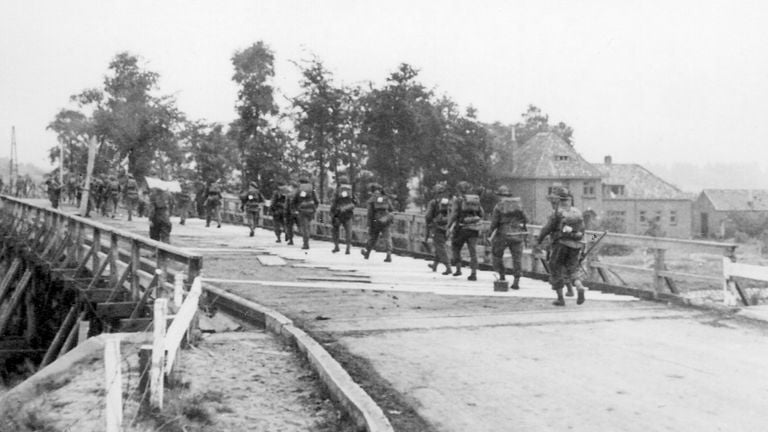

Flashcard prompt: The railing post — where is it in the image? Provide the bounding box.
[131,240,141,300]
[92,228,101,273]
[104,335,123,432]
[652,248,665,299]
[109,233,119,288]
[150,298,167,410]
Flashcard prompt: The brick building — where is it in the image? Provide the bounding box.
[693,189,768,238]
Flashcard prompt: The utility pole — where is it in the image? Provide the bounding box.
[9,126,18,193]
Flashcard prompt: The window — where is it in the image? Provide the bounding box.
[583,182,596,197]
[655,210,662,222]
[555,155,570,161]
[670,211,677,226]
[639,211,646,223]
[604,185,625,197]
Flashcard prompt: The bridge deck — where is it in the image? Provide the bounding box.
[81,208,768,432]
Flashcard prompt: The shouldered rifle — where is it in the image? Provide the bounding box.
[579,231,608,264]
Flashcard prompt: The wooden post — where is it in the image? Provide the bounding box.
[79,136,97,216]
[173,273,184,311]
[138,345,152,413]
[39,304,79,368]
[78,319,91,346]
[0,268,33,336]
[150,298,167,410]
[104,336,123,432]
[131,240,141,300]
[92,228,101,275]
[59,312,86,358]
[110,233,119,288]
[652,248,665,299]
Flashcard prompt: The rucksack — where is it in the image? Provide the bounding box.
[373,194,393,226]
[460,194,482,227]
[433,197,451,226]
[336,184,355,213]
[297,183,316,213]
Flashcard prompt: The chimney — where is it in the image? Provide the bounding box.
[604,155,612,165]
[509,126,517,174]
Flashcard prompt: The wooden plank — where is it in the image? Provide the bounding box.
[657,270,721,283]
[58,312,86,358]
[256,255,287,266]
[97,302,141,319]
[590,261,655,275]
[165,278,202,375]
[118,316,174,333]
[104,336,123,432]
[78,319,91,346]
[81,289,129,303]
[296,276,372,284]
[129,270,160,320]
[150,299,167,409]
[723,259,768,282]
[0,258,21,303]
[0,268,32,336]
[39,304,79,368]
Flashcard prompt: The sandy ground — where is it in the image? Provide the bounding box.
[0,330,348,432]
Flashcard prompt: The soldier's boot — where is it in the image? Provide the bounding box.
[302,241,309,250]
[577,288,586,305]
[217,223,221,228]
[250,228,255,237]
[180,219,185,225]
[384,253,392,263]
[345,245,351,255]
[361,248,370,260]
[441,265,452,276]
[499,273,506,281]
[452,267,462,277]
[467,272,477,281]
[332,244,340,253]
[553,289,566,307]
[428,262,437,272]
[287,238,294,246]
[511,276,521,290]
[565,283,575,297]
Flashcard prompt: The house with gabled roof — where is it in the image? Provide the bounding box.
[595,157,693,238]
[693,189,768,238]
[496,131,603,226]
[492,131,695,237]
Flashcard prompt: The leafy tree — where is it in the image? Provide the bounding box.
[514,104,574,145]
[292,58,344,202]
[231,42,282,189]
[46,109,94,175]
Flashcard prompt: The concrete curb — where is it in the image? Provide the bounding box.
[202,282,395,432]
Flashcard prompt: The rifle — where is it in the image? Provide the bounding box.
[579,231,608,265]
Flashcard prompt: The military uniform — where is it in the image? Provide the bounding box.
[291,180,319,249]
[240,182,264,237]
[536,188,586,306]
[284,184,300,245]
[330,180,357,254]
[45,178,62,209]
[362,184,394,262]
[175,182,192,225]
[489,187,528,288]
[106,175,121,218]
[448,183,484,281]
[148,188,172,243]
[425,184,452,275]
[124,175,139,221]
[269,186,289,243]
[205,182,223,228]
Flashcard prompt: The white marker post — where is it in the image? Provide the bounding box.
[104,336,123,432]
[150,298,168,409]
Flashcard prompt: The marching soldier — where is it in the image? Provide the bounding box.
[106,174,121,218]
[330,176,357,254]
[240,181,265,237]
[284,182,300,245]
[204,180,223,228]
[124,174,139,221]
[448,181,484,281]
[361,183,394,262]
[269,183,289,243]
[148,186,172,243]
[534,187,586,306]
[424,183,452,275]
[175,181,192,225]
[45,176,62,209]
[489,185,528,289]
[291,175,319,250]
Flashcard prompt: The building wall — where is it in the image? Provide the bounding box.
[692,194,718,237]
[505,178,602,225]
[602,199,692,238]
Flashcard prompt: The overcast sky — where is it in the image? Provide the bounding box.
[1,0,767,173]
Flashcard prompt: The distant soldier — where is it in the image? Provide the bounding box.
[291,175,319,250]
[240,181,265,237]
[269,183,290,243]
[361,183,394,262]
[424,182,453,275]
[123,174,140,221]
[148,187,172,243]
[66,174,77,204]
[534,187,586,306]
[106,175,121,218]
[175,181,192,225]
[45,177,62,209]
[284,182,300,245]
[489,185,528,289]
[330,176,357,254]
[75,174,84,208]
[448,181,484,281]
[15,175,25,197]
[204,180,223,228]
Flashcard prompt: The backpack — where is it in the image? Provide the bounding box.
[497,198,525,238]
[297,183,316,214]
[336,184,355,213]
[433,197,451,226]
[372,194,393,226]
[460,194,482,227]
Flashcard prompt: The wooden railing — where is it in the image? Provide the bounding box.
[219,198,739,302]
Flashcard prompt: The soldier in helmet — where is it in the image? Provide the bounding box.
[448,181,484,281]
[292,175,319,249]
[106,174,121,218]
[534,187,586,306]
[269,182,289,243]
[124,174,140,221]
[283,181,300,245]
[204,180,223,228]
[424,182,452,275]
[45,176,62,209]
[175,181,192,225]
[330,175,357,254]
[148,186,172,243]
[489,185,528,289]
[240,181,265,237]
[361,182,394,262]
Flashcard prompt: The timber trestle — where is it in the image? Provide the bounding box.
[0,196,202,382]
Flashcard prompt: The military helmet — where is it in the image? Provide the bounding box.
[456,181,472,193]
[496,185,512,196]
[548,186,571,201]
[337,175,350,185]
[249,181,258,188]
[434,183,447,193]
[368,182,382,193]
